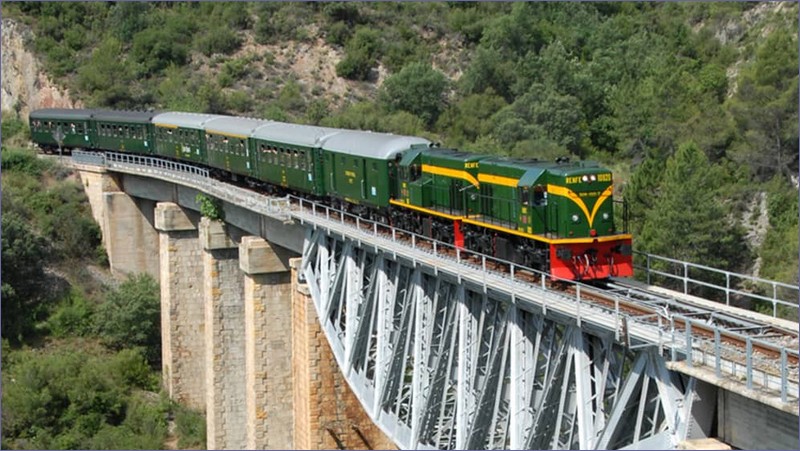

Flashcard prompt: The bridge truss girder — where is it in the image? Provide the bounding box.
[301,228,697,450]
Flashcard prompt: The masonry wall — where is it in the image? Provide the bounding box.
[103,192,159,278]
[244,270,293,449]
[200,218,247,451]
[291,259,397,451]
[156,203,205,411]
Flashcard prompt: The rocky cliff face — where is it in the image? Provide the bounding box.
[1,18,81,120]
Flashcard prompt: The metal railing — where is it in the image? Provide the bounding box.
[635,251,799,319]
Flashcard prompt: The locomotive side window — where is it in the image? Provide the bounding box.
[533,185,547,206]
[410,164,421,181]
[520,186,529,206]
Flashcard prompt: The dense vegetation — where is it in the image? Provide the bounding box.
[1,139,205,449]
[2,3,796,298]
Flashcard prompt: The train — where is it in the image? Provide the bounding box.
[29,108,633,281]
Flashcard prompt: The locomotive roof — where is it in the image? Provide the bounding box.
[203,116,272,138]
[93,110,158,123]
[251,122,341,147]
[30,109,96,120]
[152,112,227,129]
[322,131,431,159]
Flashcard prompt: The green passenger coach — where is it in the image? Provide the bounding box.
[92,110,157,154]
[250,122,339,195]
[29,108,95,151]
[321,131,430,209]
[202,116,268,178]
[151,112,224,165]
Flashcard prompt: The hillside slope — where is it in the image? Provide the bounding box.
[2,2,797,303]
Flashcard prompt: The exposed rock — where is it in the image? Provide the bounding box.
[1,18,82,120]
[742,191,770,277]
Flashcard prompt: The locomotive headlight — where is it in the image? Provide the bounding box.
[571,214,580,223]
[590,174,597,182]
[581,175,589,183]
[602,212,610,221]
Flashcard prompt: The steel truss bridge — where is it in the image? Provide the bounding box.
[72,150,799,449]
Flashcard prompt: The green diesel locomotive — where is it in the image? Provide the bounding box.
[29,108,632,280]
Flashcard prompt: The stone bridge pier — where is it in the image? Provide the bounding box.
[77,160,396,449]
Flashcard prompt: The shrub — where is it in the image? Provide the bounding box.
[1,147,49,176]
[196,193,225,220]
[379,62,448,125]
[195,27,241,56]
[1,112,30,143]
[174,403,206,449]
[94,274,161,366]
[336,28,383,81]
[47,289,94,338]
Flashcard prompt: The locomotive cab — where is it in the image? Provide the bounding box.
[545,163,633,280]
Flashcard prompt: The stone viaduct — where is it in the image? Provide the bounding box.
[75,162,397,450]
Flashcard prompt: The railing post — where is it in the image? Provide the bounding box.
[781,348,788,403]
[683,262,689,294]
[725,273,731,306]
[576,284,581,327]
[685,320,692,368]
[714,328,721,379]
[509,263,514,281]
[433,240,437,255]
[773,283,778,317]
[745,337,753,390]
[670,316,677,362]
[646,254,651,285]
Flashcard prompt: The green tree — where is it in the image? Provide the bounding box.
[77,37,136,107]
[336,27,383,81]
[94,274,161,366]
[638,143,748,275]
[2,346,159,449]
[1,212,49,344]
[436,90,507,146]
[728,30,799,181]
[379,62,448,125]
[624,150,666,236]
[131,29,188,76]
